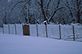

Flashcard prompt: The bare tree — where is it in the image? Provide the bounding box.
[63,0,82,23]
[75,0,82,23]
[37,0,48,22]
[8,0,30,23]
[3,11,7,24]
[63,0,73,19]
[37,0,65,23]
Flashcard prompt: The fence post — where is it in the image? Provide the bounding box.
[3,24,4,34]
[43,21,48,38]
[15,24,17,34]
[8,24,10,34]
[72,25,75,41]
[59,24,61,39]
[36,23,39,37]
[45,23,48,37]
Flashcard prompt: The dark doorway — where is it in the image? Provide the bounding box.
[23,24,30,36]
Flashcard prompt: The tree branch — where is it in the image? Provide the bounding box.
[48,7,64,22]
[62,0,73,18]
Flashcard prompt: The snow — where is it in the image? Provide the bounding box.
[8,24,16,34]
[1,24,23,35]
[3,24,10,34]
[74,25,82,41]
[38,24,46,37]
[0,34,82,54]
[61,25,73,39]
[74,25,82,37]
[15,24,23,35]
[30,24,37,36]
[47,24,59,38]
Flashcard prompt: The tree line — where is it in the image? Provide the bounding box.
[0,0,82,25]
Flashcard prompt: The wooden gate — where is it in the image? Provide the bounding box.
[23,24,30,36]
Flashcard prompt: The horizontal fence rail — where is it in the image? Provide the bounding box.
[0,24,82,42]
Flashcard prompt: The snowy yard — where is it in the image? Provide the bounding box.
[0,34,82,54]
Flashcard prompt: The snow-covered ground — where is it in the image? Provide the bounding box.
[0,24,82,41]
[0,34,82,54]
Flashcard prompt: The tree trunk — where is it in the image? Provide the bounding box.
[76,0,81,23]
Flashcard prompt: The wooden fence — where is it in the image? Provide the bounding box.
[0,24,82,41]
